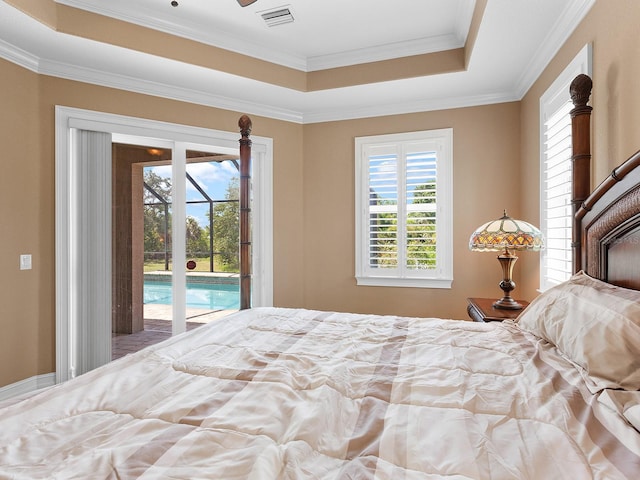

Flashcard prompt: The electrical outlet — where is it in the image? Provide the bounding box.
[20,254,32,270]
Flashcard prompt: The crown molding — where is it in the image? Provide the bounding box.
[513,0,595,98]
[55,0,472,73]
[302,91,520,124]
[0,38,534,125]
[454,0,476,45]
[55,0,310,70]
[38,57,305,123]
[307,34,464,72]
[0,0,594,125]
[0,38,39,72]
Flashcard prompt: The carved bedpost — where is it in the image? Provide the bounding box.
[239,115,252,309]
[570,74,592,273]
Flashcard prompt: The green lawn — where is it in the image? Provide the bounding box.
[144,257,238,273]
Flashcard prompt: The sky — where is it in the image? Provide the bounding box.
[145,160,239,226]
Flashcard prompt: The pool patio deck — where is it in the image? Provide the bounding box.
[112,305,238,360]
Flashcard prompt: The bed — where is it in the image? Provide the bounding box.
[0,76,639,479]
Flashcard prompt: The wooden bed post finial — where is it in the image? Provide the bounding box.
[570,74,592,273]
[239,114,252,138]
[570,74,592,108]
[239,114,252,310]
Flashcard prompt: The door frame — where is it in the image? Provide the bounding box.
[55,106,273,383]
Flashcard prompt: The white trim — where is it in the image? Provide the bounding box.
[303,91,521,125]
[40,58,305,125]
[539,44,592,291]
[0,373,56,403]
[514,0,595,98]
[307,33,465,72]
[171,142,187,336]
[540,44,592,115]
[355,276,453,289]
[0,37,39,72]
[55,0,309,71]
[55,0,472,73]
[0,0,594,125]
[0,39,519,125]
[0,34,514,125]
[355,129,453,289]
[56,106,274,383]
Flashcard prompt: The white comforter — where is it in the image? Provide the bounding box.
[0,307,638,479]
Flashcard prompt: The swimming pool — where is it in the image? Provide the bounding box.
[144,281,240,310]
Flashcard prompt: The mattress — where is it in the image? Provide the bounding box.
[0,307,638,479]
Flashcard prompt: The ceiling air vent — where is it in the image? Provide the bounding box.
[259,6,294,27]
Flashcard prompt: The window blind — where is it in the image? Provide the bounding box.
[367,149,437,271]
[539,44,590,291]
[405,151,437,269]
[541,100,573,288]
[368,153,399,268]
[356,129,452,288]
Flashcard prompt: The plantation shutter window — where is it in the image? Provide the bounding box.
[368,150,399,269]
[406,150,437,269]
[541,100,573,288]
[356,129,453,289]
[539,44,591,291]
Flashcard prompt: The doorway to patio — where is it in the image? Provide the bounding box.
[55,107,273,382]
[111,142,244,358]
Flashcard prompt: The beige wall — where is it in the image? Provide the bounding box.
[0,69,306,386]
[302,103,521,319]
[518,0,640,298]
[0,60,48,387]
[2,0,640,387]
[38,78,307,315]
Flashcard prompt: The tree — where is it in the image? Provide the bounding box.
[186,216,208,258]
[369,182,436,269]
[143,167,240,272]
[144,170,171,203]
[143,170,172,261]
[406,182,436,268]
[212,177,240,271]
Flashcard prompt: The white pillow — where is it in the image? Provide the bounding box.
[598,390,640,432]
[624,405,640,431]
[517,271,640,391]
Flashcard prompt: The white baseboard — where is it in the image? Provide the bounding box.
[0,373,57,402]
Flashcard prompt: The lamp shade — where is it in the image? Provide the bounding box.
[469,211,544,252]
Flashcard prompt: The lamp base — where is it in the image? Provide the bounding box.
[493,296,524,310]
[494,250,523,310]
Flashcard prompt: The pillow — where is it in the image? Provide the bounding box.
[517,271,640,391]
[598,390,640,432]
[624,405,640,431]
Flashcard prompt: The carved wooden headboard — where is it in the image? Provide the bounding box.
[570,74,640,290]
[577,151,640,290]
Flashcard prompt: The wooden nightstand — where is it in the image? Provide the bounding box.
[466,297,529,323]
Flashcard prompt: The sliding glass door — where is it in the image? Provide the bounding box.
[113,138,242,344]
[56,107,273,383]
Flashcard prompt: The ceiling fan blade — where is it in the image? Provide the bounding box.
[237,0,258,6]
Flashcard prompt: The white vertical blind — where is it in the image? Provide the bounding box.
[70,129,112,377]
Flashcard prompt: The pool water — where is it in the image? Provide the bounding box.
[144,281,240,310]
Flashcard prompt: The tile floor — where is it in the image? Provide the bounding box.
[112,306,237,360]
